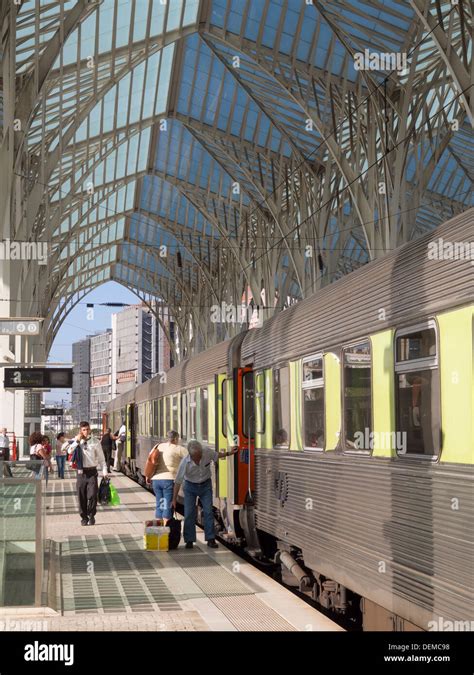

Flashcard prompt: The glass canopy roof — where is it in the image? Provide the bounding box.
[5,0,472,355]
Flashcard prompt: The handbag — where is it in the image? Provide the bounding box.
[109,483,121,506]
[98,477,111,505]
[167,509,182,550]
[143,445,161,480]
[26,452,41,472]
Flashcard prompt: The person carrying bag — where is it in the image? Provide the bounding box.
[146,430,187,523]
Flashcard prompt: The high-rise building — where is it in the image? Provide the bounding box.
[111,304,173,397]
[90,329,112,429]
[72,338,91,424]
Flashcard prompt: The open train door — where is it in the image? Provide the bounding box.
[125,403,134,462]
[234,366,261,556]
[214,372,228,501]
[234,367,255,505]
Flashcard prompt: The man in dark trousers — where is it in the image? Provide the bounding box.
[172,440,238,549]
[69,421,108,526]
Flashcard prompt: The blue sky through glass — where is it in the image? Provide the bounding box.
[46,281,139,404]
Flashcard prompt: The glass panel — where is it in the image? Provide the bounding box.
[396,370,439,455]
[153,400,158,436]
[243,372,255,439]
[343,342,372,448]
[256,372,265,434]
[158,399,163,439]
[396,328,436,362]
[172,396,178,433]
[181,393,187,441]
[200,388,208,441]
[303,388,324,449]
[273,367,290,447]
[303,357,323,382]
[189,390,196,438]
[165,398,171,435]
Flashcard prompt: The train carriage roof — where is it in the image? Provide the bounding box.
[107,334,236,409]
[241,209,474,370]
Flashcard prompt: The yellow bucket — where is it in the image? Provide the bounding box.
[144,526,170,551]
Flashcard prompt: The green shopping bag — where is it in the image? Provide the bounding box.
[109,483,121,506]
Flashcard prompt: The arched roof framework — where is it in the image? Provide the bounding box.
[1,0,471,360]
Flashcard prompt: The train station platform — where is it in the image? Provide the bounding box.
[2,470,342,633]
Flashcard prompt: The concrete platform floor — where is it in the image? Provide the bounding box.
[2,470,343,632]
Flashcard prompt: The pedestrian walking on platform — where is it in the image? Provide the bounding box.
[41,436,53,486]
[28,432,45,479]
[55,432,69,479]
[100,428,116,474]
[0,427,12,477]
[69,421,108,526]
[172,440,238,549]
[148,430,187,521]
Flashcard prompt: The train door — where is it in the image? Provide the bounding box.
[125,403,134,459]
[214,373,228,500]
[234,367,255,505]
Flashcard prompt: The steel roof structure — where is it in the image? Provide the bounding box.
[0,0,472,361]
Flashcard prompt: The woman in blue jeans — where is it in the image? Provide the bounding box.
[148,430,187,521]
[55,432,68,479]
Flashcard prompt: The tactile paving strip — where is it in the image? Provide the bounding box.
[169,550,259,597]
[62,535,180,615]
[45,477,77,514]
[212,595,296,631]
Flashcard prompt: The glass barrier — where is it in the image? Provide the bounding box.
[0,460,45,607]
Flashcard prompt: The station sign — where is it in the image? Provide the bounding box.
[0,320,41,335]
[41,407,64,416]
[4,368,73,389]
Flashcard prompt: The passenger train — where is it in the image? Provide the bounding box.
[105,210,473,631]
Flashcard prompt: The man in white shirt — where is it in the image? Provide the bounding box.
[0,427,12,477]
[69,421,108,526]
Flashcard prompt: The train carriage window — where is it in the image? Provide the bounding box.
[273,366,290,447]
[172,395,179,433]
[138,403,145,436]
[153,400,158,437]
[181,392,187,440]
[395,323,440,457]
[343,341,372,451]
[147,401,152,437]
[255,372,265,434]
[200,388,209,442]
[242,372,255,439]
[302,356,324,450]
[165,397,171,435]
[158,398,164,439]
[189,389,197,438]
